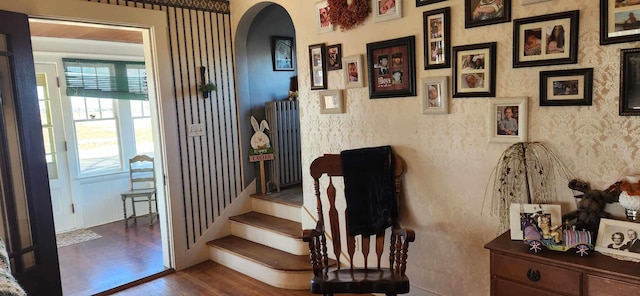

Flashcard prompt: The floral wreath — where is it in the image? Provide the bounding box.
[327,0,371,31]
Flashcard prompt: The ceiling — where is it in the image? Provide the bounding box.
[29,22,143,44]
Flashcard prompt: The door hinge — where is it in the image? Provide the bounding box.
[56,77,60,88]
[71,203,75,214]
[64,141,67,151]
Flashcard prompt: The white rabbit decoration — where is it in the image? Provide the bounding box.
[250,116,271,150]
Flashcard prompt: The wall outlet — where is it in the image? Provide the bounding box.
[188,123,205,137]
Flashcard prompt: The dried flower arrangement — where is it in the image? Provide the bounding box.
[327,0,371,31]
[484,142,575,234]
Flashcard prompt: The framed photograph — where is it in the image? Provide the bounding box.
[452,42,496,98]
[421,76,449,114]
[540,68,593,106]
[513,10,579,68]
[423,7,451,70]
[319,90,345,114]
[327,44,342,71]
[522,0,551,4]
[343,54,365,89]
[309,43,328,90]
[600,0,640,45]
[596,218,640,259]
[374,0,403,23]
[620,48,640,115]
[271,36,294,71]
[465,0,511,28]
[488,97,528,143]
[314,0,333,34]
[416,0,447,7]
[509,203,561,240]
[366,36,417,99]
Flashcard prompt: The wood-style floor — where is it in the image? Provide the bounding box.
[58,217,165,296]
[111,260,368,296]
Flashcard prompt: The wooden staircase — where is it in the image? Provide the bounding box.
[207,186,316,290]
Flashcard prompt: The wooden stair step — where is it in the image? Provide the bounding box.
[230,212,301,239]
[208,236,312,271]
[251,186,302,207]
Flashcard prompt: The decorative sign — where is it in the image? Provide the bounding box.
[248,116,274,163]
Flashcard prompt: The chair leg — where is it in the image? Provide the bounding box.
[122,196,128,227]
[148,195,154,226]
[132,197,137,224]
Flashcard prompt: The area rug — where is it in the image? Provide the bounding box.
[56,229,102,248]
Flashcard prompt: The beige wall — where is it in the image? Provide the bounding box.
[231,1,640,295]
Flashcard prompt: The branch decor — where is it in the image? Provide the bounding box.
[328,0,371,31]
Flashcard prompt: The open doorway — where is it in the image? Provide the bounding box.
[29,19,168,295]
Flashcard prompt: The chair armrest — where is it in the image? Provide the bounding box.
[392,227,416,243]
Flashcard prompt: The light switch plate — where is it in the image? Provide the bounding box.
[188,123,205,137]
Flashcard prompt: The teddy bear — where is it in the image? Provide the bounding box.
[562,179,620,235]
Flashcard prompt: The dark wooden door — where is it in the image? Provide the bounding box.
[0,10,62,295]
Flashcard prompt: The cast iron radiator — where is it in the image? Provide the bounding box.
[265,100,302,192]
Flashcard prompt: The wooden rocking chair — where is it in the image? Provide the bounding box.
[302,153,415,296]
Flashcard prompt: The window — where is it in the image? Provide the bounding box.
[63,59,152,176]
[36,73,57,179]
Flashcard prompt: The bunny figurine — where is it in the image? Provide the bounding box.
[250,116,271,150]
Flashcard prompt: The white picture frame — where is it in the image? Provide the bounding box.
[374,0,402,23]
[315,0,333,34]
[421,76,448,114]
[509,203,562,240]
[489,97,528,143]
[595,218,640,260]
[319,90,345,114]
[343,55,365,89]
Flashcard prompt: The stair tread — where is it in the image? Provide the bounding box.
[251,185,302,207]
[208,236,314,271]
[230,212,301,238]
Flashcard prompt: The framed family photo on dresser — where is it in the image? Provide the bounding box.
[513,10,579,68]
[452,42,496,98]
[595,218,640,260]
[423,7,451,69]
[366,36,416,99]
[600,0,640,45]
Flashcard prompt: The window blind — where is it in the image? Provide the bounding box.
[63,58,148,100]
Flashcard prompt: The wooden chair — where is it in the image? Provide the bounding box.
[302,153,415,296]
[121,155,157,227]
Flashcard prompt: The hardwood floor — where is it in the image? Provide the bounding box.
[58,218,165,296]
[111,261,369,296]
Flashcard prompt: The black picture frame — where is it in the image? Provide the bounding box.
[513,10,579,68]
[600,0,640,45]
[465,0,511,29]
[309,43,327,90]
[423,7,451,70]
[416,0,447,7]
[366,36,416,99]
[539,68,593,106]
[452,42,496,98]
[271,36,294,71]
[326,44,342,71]
[620,48,640,115]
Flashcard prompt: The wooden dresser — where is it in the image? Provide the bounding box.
[485,231,640,296]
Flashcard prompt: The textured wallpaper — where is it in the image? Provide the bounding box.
[232,1,640,295]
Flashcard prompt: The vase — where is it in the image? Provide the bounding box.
[619,190,640,221]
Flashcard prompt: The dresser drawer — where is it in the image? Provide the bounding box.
[492,253,581,296]
[493,278,563,296]
[587,275,640,296]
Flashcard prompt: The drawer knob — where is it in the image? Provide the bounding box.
[527,268,541,282]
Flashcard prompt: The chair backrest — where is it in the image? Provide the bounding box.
[128,155,155,191]
[308,153,411,275]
